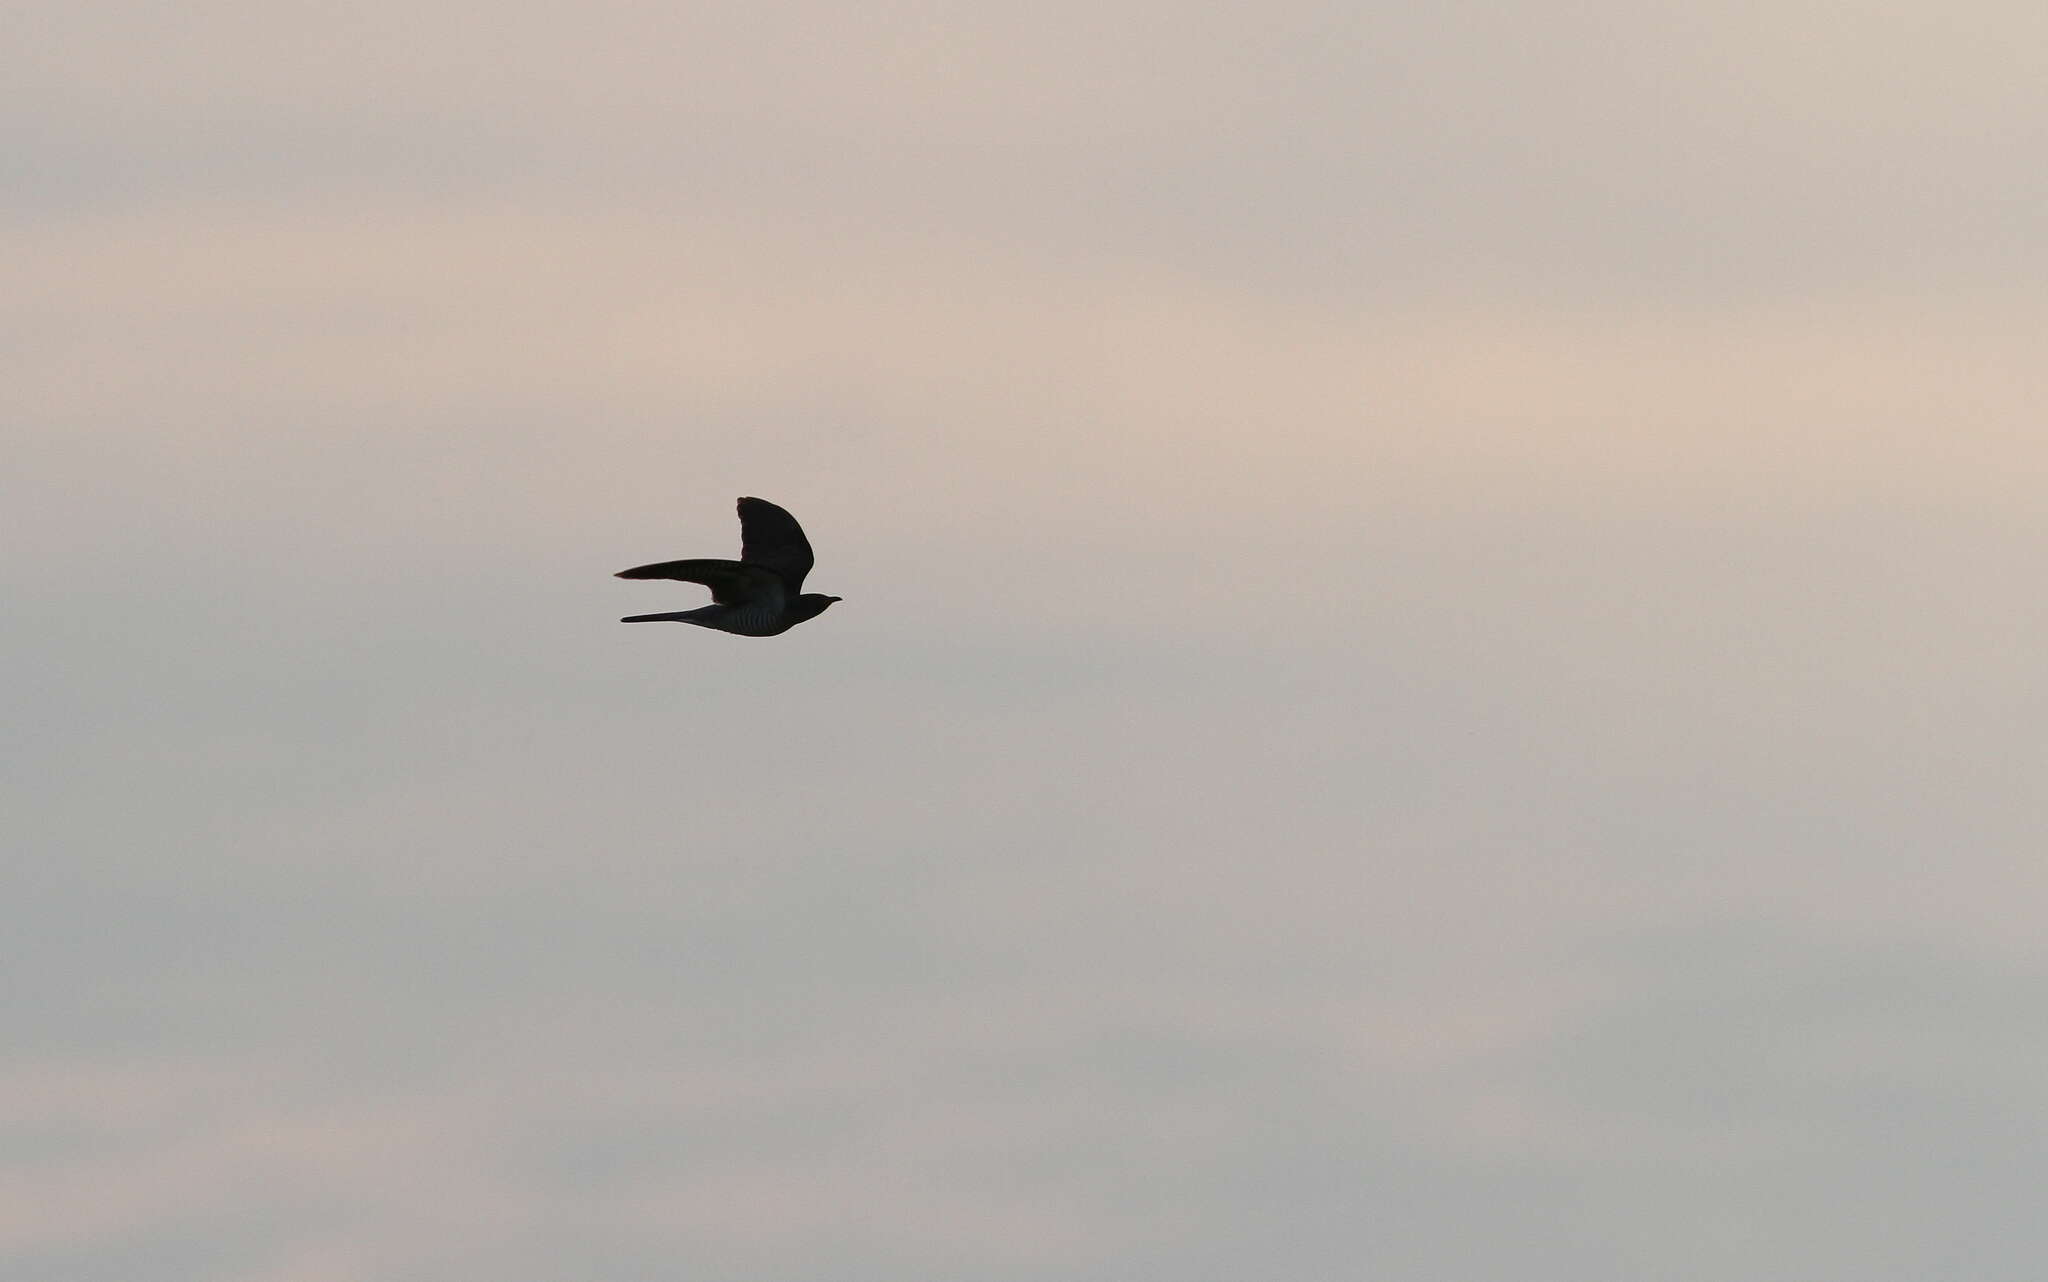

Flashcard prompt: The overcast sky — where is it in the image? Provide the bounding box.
[10,3,2048,1279]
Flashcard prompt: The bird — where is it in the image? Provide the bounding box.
[615,497,842,636]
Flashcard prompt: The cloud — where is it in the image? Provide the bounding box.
[12,1,2048,1277]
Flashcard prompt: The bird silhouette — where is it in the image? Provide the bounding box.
[615,497,841,635]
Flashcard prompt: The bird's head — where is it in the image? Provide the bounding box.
[792,593,843,623]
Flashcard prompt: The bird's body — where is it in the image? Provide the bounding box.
[616,497,840,636]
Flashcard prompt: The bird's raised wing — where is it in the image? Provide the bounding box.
[736,497,815,589]
[613,558,781,605]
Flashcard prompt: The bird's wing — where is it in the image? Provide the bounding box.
[612,558,781,606]
[735,497,815,589]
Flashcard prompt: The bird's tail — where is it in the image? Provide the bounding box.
[620,610,706,624]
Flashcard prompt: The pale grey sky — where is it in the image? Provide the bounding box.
[9,2,2048,1279]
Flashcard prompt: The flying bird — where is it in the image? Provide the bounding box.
[615,497,842,635]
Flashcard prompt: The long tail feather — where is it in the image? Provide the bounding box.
[620,610,704,623]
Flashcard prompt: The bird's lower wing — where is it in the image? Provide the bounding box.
[613,557,778,605]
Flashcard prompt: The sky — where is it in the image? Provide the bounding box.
[9,2,2048,1278]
